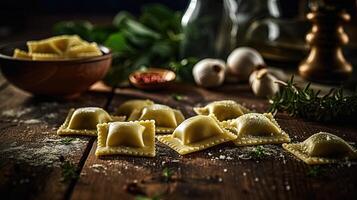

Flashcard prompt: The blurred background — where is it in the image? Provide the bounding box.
[0,0,187,42]
[0,0,356,84]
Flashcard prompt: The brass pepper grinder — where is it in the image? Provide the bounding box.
[298,0,353,83]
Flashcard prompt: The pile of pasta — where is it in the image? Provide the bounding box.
[57,100,357,165]
[13,35,102,60]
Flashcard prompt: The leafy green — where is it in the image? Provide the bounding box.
[162,167,173,182]
[104,32,132,53]
[140,4,182,35]
[53,21,93,41]
[169,57,198,82]
[171,93,184,101]
[53,4,191,86]
[113,11,135,28]
[123,19,161,40]
[61,160,78,182]
[249,146,267,159]
[269,76,357,123]
[306,166,326,177]
[60,138,75,145]
[90,26,118,44]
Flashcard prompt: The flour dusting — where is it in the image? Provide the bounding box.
[1,137,86,167]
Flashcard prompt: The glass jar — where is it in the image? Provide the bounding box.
[180,0,239,59]
[244,0,310,64]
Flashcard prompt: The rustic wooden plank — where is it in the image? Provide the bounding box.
[0,84,110,200]
[0,72,8,91]
[71,84,357,200]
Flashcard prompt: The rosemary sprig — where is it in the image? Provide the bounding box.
[269,76,357,123]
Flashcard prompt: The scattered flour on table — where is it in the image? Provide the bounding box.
[1,102,60,124]
[1,107,33,118]
[90,164,108,175]
[206,145,286,162]
[23,119,42,124]
[0,137,86,167]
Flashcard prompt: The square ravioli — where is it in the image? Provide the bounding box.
[157,115,237,155]
[116,99,154,118]
[24,35,103,60]
[283,132,357,165]
[193,100,250,121]
[127,104,185,134]
[57,107,125,136]
[221,113,290,146]
[95,120,155,157]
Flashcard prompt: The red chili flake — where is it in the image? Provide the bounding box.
[134,72,166,84]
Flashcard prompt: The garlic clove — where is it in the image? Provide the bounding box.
[227,47,265,81]
[249,66,287,86]
[256,68,269,79]
[249,66,268,86]
[251,69,280,98]
[193,58,226,88]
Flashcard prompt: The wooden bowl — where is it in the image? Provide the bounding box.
[0,41,112,99]
[129,68,176,90]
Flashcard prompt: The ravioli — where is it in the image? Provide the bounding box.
[66,42,102,58]
[193,100,250,121]
[96,120,155,157]
[283,132,357,165]
[222,113,290,146]
[117,99,154,118]
[157,115,237,155]
[13,35,102,60]
[27,40,63,55]
[13,49,32,59]
[128,104,185,134]
[57,107,125,136]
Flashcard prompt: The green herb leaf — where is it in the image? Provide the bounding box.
[140,4,181,34]
[113,11,135,28]
[53,21,93,41]
[249,146,267,159]
[124,19,161,40]
[171,93,184,101]
[104,32,132,53]
[169,58,198,82]
[162,167,173,182]
[306,166,325,177]
[90,26,118,44]
[61,160,78,182]
[150,41,173,59]
[60,138,75,145]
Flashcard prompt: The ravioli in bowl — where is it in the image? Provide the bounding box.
[0,35,111,98]
[13,35,103,60]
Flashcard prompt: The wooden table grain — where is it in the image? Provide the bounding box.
[1,76,357,200]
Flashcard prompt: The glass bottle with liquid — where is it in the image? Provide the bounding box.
[180,0,239,59]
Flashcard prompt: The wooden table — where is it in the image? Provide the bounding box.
[1,74,357,200]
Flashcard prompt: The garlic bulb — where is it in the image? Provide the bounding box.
[227,47,265,81]
[193,58,226,88]
[250,68,280,98]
